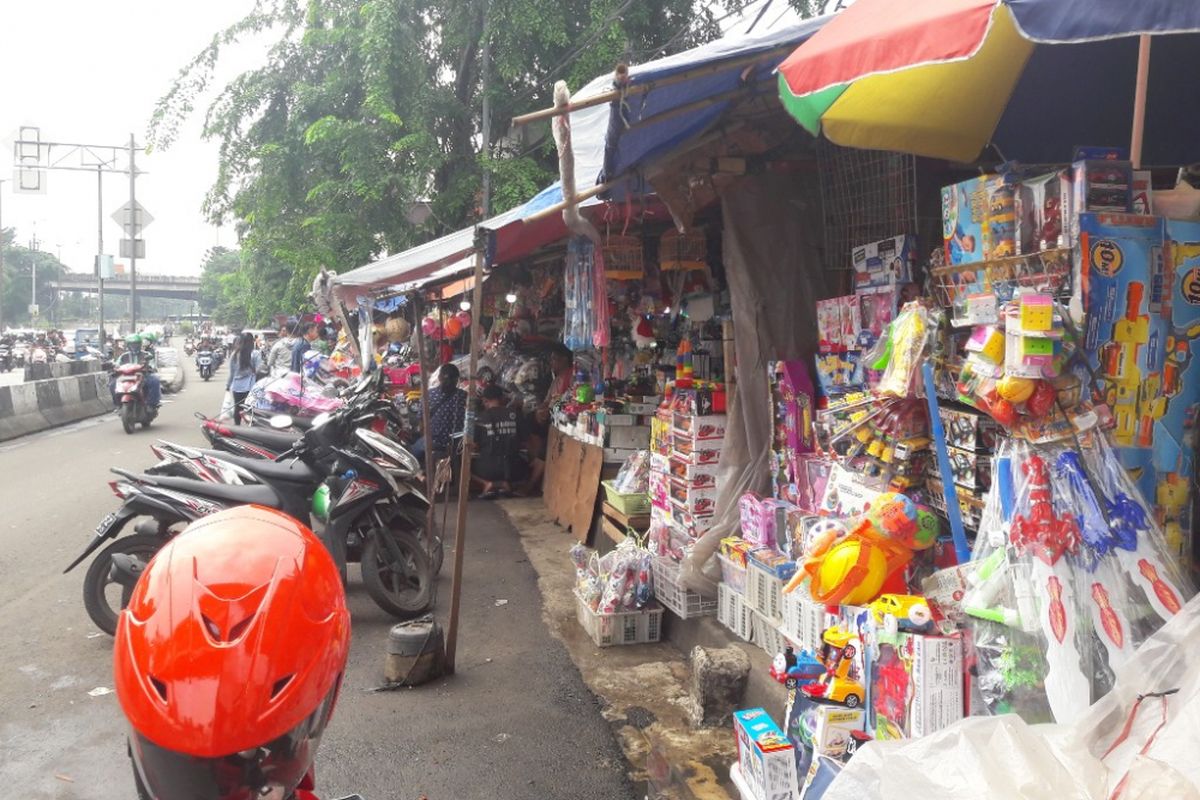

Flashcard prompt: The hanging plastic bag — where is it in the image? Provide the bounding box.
[217,390,236,421]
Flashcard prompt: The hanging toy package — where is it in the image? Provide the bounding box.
[865,301,940,398]
[571,539,655,614]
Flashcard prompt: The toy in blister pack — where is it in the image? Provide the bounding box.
[867,302,940,398]
[1015,170,1070,254]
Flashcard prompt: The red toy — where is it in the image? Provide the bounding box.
[1009,456,1080,566]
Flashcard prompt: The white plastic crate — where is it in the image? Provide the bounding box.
[746,561,786,622]
[780,588,839,654]
[574,590,664,647]
[652,556,718,619]
[717,553,748,595]
[717,582,754,641]
[751,610,788,659]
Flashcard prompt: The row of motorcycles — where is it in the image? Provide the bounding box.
[65,368,441,635]
[0,337,62,371]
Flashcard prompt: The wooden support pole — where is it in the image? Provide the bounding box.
[412,293,438,560]
[442,243,487,675]
[1130,34,1151,170]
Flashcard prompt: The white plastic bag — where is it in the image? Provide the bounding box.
[217,390,235,421]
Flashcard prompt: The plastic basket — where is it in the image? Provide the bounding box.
[751,610,788,659]
[574,590,664,647]
[602,480,652,516]
[780,588,839,654]
[652,556,718,619]
[746,561,786,622]
[718,582,754,642]
[718,553,748,596]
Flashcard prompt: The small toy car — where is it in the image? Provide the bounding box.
[869,593,934,635]
[769,647,827,690]
[802,674,866,708]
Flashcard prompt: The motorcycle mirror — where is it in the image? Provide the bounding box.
[269,414,294,430]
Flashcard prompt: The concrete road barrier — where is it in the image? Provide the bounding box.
[23,360,103,382]
[0,372,111,441]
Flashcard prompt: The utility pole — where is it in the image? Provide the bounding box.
[128,133,138,332]
[0,178,6,334]
[479,0,493,220]
[97,166,105,349]
[29,232,39,324]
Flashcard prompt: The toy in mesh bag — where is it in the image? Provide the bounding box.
[864,302,940,398]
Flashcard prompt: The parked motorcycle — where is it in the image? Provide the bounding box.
[113,363,158,434]
[0,345,10,372]
[196,348,215,380]
[67,374,435,634]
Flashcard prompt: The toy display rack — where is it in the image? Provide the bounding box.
[929,247,1073,326]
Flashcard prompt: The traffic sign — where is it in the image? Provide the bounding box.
[28,304,39,317]
[120,239,146,259]
[112,200,154,234]
[95,254,115,279]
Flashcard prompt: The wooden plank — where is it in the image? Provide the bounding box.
[601,516,628,546]
[568,441,605,543]
[601,502,651,531]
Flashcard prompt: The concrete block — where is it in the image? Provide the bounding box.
[682,644,751,727]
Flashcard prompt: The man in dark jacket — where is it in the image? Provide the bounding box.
[473,384,529,499]
[290,321,319,373]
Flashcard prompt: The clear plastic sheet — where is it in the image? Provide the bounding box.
[822,592,1200,800]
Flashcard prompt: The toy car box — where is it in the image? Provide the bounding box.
[938,405,1000,452]
[669,478,717,517]
[1016,170,1072,254]
[673,412,727,441]
[669,454,719,488]
[851,234,916,289]
[734,708,802,800]
[671,431,722,463]
[869,632,963,739]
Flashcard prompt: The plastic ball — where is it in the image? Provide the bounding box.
[812,540,887,606]
[912,506,941,549]
[869,492,918,540]
[421,317,438,336]
[455,310,472,328]
[996,374,1036,403]
[444,318,463,339]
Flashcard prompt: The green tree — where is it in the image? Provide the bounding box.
[149,0,751,313]
[0,228,69,327]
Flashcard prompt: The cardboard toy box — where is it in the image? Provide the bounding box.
[650,413,672,455]
[669,455,719,488]
[941,174,1013,265]
[606,425,651,450]
[869,632,963,739]
[674,413,727,441]
[669,478,717,517]
[944,445,993,491]
[672,432,723,463]
[938,406,1000,452]
[734,708,802,800]
[851,234,916,289]
[1016,170,1072,254]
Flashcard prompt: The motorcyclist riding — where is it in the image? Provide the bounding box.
[113,506,350,800]
[113,333,163,408]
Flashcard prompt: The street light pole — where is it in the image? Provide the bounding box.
[29,233,38,324]
[128,134,138,332]
[97,165,105,349]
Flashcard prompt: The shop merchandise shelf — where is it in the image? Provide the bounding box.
[929,246,1073,326]
[746,560,786,622]
[601,480,653,516]
[574,590,664,647]
[717,582,754,642]
[717,553,748,595]
[652,556,718,619]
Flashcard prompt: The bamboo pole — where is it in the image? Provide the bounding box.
[442,242,487,675]
[521,180,615,225]
[1129,35,1151,170]
[511,42,797,127]
[411,293,438,563]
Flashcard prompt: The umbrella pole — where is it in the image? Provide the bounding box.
[1130,34,1152,169]
[412,292,438,559]
[442,243,486,675]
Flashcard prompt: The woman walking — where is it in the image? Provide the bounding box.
[226,331,262,425]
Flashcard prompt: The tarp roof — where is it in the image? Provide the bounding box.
[333,11,830,296]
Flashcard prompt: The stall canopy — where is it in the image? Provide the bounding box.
[333,10,831,296]
[599,13,829,199]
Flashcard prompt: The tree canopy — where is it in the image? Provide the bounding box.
[149,0,776,315]
[0,229,69,327]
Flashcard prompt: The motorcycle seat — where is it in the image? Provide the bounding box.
[222,426,302,450]
[197,449,319,483]
[131,473,281,506]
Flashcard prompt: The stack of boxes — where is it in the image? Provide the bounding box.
[924,405,998,531]
[649,387,727,618]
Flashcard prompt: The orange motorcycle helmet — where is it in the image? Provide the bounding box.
[114,505,350,800]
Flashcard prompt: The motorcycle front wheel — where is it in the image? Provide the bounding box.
[120,403,136,434]
[361,531,433,618]
[82,533,165,635]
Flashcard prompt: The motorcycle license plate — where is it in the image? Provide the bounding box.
[95,511,118,536]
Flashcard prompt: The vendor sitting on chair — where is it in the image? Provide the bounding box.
[473,384,530,499]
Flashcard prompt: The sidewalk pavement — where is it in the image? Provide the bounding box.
[316,500,639,800]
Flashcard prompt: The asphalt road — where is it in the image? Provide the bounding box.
[0,358,636,800]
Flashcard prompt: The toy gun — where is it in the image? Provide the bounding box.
[1100,282,1148,446]
[1053,451,1134,669]
[1008,452,1090,724]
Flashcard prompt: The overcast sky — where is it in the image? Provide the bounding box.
[0,0,266,277]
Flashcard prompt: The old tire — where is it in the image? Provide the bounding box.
[361,531,433,619]
[120,404,136,434]
[82,533,164,636]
